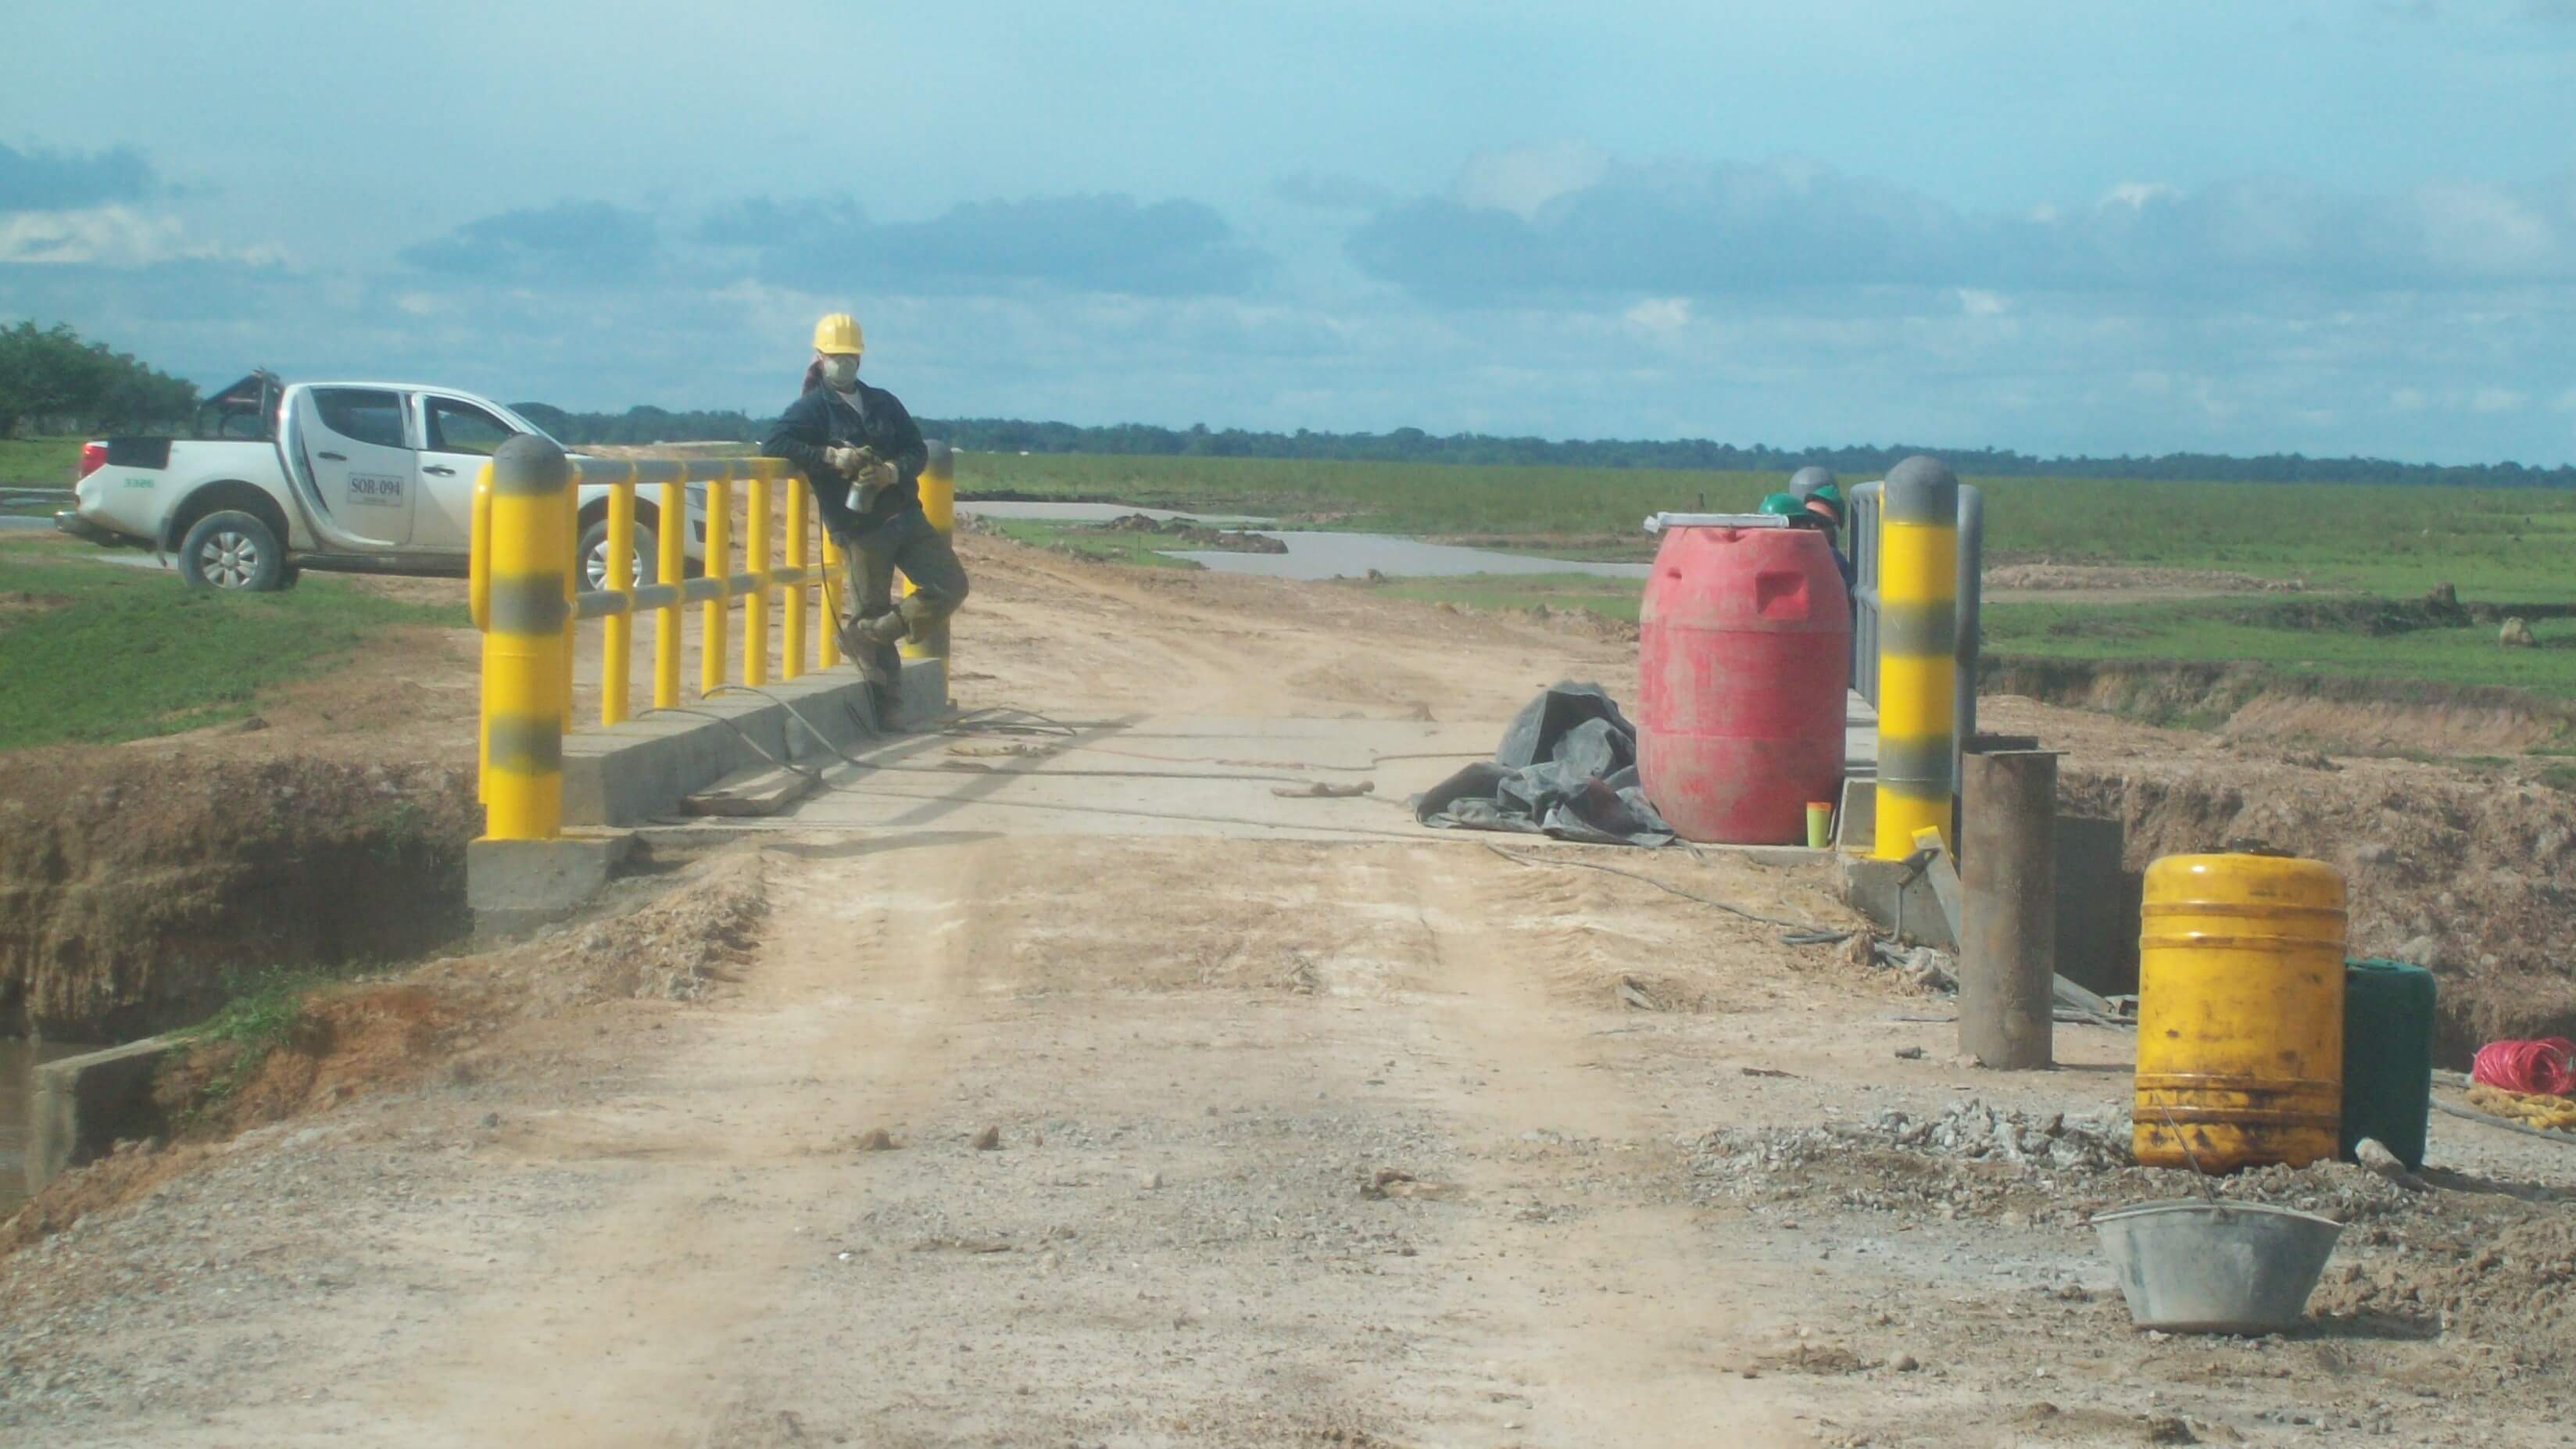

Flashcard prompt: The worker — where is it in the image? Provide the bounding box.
[761,312,968,689]
[1761,484,1855,598]
[1785,466,1854,589]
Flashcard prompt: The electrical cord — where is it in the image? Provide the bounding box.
[1479,842,1849,943]
[2433,1096,2576,1149]
[691,684,1306,783]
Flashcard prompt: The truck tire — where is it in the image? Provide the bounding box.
[177,510,287,592]
[579,517,660,592]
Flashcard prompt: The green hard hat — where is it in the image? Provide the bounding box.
[1805,480,1848,527]
[1757,491,1805,517]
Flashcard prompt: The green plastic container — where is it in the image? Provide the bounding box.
[2341,958,2437,1172]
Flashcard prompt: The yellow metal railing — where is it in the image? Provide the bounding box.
[473,435,955,842]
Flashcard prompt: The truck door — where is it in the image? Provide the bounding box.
[413,394,521,552]
[291,387,418,546]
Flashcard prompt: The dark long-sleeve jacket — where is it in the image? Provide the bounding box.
[760,381,929,538]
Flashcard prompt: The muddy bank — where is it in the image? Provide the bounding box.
[2055,759,2576,1060]
[1985,655,2576,753]
[1,850,767,1255]
[0,751,478,1041]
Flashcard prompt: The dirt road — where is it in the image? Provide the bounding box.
[7,538,2576,1446]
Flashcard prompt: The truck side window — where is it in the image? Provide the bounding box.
[426,398,517,456]
[313,388,410,449]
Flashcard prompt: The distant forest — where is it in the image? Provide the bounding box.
[511,402,2576,488]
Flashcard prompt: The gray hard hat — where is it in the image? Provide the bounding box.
[1787,466,1837,500]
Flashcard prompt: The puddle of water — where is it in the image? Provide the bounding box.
[962,501,1275,527]
[961,502,1647,581]
[2,1039,91,1213]
[1166,532,1653,582]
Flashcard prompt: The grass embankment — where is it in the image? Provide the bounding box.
[982,518,1202,569]
[0,536,463,749]
[1359,572,1644,622]
[0,436,80,488]
[1984,599,2576,710]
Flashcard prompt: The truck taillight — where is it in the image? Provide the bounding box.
[77,442,107,480]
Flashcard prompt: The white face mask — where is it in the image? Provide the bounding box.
[820,354,860,390]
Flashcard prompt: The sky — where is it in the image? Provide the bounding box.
[2,0,2572,465]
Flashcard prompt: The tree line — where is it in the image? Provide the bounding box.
[517,406,2576,488]
[3,320,2565,486]
[0,322,198,439]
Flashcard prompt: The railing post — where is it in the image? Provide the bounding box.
[477,435,573,841]
[900,440,954,662]
[782,474,807,682]
[655,477,683,709]
[1954,483,1984,757]
[603,477,635,725]
[818,531,845,669]
[745,465,771,687]
[701,467,730,694]
[1873,455,1958,858]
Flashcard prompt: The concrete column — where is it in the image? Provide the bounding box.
[1959,749,2058,1069]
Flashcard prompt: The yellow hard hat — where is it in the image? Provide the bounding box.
[812,312,864,355]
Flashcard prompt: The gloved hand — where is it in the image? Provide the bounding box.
[857,459,898,496]
[824,445,870,479]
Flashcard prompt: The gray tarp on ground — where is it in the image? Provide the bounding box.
[1411,682,1675,847]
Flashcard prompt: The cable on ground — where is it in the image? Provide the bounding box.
[1479,843,1850,944]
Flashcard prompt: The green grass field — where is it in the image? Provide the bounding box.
[1984,599,2576,699]
[0,537,463,749]
[960,452,2576,603]
[0,436,82,488]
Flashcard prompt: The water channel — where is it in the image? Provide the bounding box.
[961,501,1651,585]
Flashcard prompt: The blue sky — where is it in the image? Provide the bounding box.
[3,0,2572,463]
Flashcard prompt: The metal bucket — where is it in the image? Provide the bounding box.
[2093,1199,2343,1333]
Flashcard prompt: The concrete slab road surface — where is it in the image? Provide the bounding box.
[9,539,2571,1447]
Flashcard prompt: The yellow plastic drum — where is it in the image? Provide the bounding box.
[2133,853,2347,1173]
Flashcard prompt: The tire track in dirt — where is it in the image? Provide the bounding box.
[347,844,989,1446]
[1390,845,1814,1445]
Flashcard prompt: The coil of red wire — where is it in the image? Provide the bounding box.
[2470,1037,2576,1097]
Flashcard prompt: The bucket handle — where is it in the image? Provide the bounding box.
[2152,1100,2224,1205]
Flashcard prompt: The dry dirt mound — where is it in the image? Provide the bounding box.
[2309,1207,2576,1372]
[0,750,478,1039]
[1097,513,1288,554]
[1692,1098,2426,1229]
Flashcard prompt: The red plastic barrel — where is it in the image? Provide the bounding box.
[1637,524,1851,844]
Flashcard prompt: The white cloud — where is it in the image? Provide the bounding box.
[2472,386,2529,413]
[1957,288,2009,317]
[2102,181,2181,209]
[2555,386,2576,413]
[1454,142,1612,221]
[2411,180,2558,275]
[0,205,283,267]
[1623,295,1690,331]
[2392,387,2428,411]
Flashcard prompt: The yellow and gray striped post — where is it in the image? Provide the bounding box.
[1873,455,1959,858]
[476,435,574,841]
[900,440,955,662]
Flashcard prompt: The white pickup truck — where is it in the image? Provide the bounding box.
[57,370,703,592]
